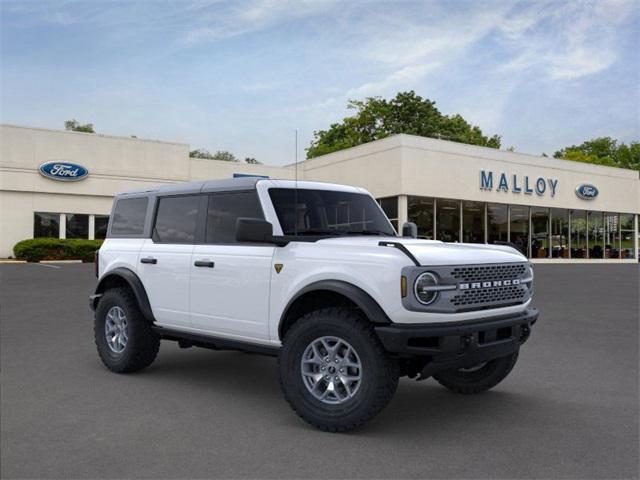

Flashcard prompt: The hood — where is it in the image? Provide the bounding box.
[317,236,527,266]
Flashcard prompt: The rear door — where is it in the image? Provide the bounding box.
[138,194,203,329]
[190,190,274,341]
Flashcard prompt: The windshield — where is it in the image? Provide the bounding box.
[268,188,396,237]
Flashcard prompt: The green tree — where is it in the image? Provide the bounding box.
[554,137,640,171]
[244,157,262,164]
[64,119,94,133]
[307,91,501,158]
[189,149,239,162]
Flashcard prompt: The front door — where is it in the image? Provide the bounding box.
[138,194,201,329]
[189,191,274,341]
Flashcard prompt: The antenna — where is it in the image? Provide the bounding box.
[294,129,298,237]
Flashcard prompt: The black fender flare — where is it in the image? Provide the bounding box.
[278,280,391,339]
[93,267,155,323]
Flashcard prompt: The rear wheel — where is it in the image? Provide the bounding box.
[94,287,160,373]
[433,351,519,394]
[278,308,399,432]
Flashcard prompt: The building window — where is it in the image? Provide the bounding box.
[462,201,484,243]
[34,212,60,238]
[620,214,636,259]
[604,213,619,259]
[588,211,604,258]
[510,205,530,257]
[66,214,89,239]
[378,197,399,231]
[571,210,587,258]
[531,208,550,259]
[407,196,434,239]
[487,203,508,245]
[436,198,460,242]
[94,215,109,240]
[550,209,570,258]
[154,195,200,244]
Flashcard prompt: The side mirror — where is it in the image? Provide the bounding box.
[236,218,287,246]
[401,221,418,239]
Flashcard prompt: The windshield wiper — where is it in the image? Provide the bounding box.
[345,229,393,236]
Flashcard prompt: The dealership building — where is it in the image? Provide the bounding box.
[1,123,638,262]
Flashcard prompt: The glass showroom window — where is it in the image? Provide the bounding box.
[510,205,530,257]
[531,208,550,259]
[94,215,109,239]
[436,198,460,242]
[603,213,619,259]
[620,214,636,259]
[34,212,60,238]
[407,196,434,239]
[571,210,587,258]
[487,203,508,245]
[378,197,398,231]
[66,214,89,239]
[462,201,484,243]
[551,209,570,258]
[588,211,604,258]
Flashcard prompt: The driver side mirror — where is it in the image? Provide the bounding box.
[402,222,418,239]
[236,218,288,246]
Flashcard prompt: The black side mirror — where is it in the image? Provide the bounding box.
[402,221,418,239]
[236,218,287,246]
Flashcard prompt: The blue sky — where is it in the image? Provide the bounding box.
[1,0,639,165]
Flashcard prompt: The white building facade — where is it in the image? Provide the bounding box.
[1,124,638,262]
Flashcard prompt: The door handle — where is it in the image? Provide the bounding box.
[194,260,215,268]
[140,257,157,264]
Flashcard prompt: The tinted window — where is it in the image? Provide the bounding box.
[269,188,395,237]
[206,192,263,243]
[66,214,89,239]
[154,195,200,244]
[94,215,109,240]
[111,198,148,236]
[34,212,59,238]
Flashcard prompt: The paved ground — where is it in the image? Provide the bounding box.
[1,263,638,479]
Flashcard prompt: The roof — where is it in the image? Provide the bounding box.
[117,177,262,197]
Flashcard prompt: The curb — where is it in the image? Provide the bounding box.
[39,260,84,264]
[0,260,27,264]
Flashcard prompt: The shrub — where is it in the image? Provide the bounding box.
[13,238,103,262]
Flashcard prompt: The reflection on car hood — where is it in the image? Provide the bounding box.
[317,236,527,265]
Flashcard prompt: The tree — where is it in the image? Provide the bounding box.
[554,137,640,172]
[64,119,94,133]
[307,91,501,158]
[189,149,239,162]
[244,157,262,164]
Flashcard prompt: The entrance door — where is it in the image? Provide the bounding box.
[190,191,274,341]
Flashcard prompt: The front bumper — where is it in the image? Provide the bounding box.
[375,307,538,377]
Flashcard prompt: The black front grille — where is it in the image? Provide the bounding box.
[451,264,527,283]
[450,285,528,308]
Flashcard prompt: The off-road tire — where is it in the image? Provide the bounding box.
[433,350,519,394]
[278,307,399,432]
[94,287,160,373]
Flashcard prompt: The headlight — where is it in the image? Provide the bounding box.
[414,272,439,305]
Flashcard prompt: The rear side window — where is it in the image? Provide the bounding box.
[206,192,263,243]
[154,195,200,244]
[110,197,148,236]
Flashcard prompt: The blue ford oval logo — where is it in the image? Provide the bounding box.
[39,161,89,182]
[575,184,598,200]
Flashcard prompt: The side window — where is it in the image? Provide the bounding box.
[154,195,200,244]
[206,191,263,243]
[111,197,148,236]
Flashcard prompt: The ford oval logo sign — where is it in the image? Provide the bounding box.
[575,184,598,200]
[39,161,89,182]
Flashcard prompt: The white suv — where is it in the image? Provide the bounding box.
[91,178,538,431]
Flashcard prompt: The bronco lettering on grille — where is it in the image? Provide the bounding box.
[459,279,521,290]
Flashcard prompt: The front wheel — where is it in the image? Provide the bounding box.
[433,351,519,394]
[278,308,399,432]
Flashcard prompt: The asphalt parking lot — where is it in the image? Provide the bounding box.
[1,263,638,479]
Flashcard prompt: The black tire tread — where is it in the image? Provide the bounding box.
[278,307,399,432]
[94,287,160,373]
